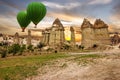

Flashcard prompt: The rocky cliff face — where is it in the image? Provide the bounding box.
[81,19,111,49]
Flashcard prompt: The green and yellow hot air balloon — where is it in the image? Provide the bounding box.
[27,2,47,28]
[17,11,31,32]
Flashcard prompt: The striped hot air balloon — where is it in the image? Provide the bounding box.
[27,2,47,28]
[17,11,31,32]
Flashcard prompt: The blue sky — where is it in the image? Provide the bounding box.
[0,0,120,34]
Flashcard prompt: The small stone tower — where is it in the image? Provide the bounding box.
[41,31,46,44]
[27,30,31,45]
[70,26,75,46]
[14,32,20,44]
[44,29,50,45]
[49,18,65,49]
[81,19,94,48]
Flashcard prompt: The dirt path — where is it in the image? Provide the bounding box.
[26,50,120,80]
[69,49,120,55]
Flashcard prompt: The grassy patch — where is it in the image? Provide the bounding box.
[0,53,69,80]
[73,54,104,66]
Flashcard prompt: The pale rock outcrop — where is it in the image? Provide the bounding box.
[14,32,20,44]
[44,28,50,45]
[81,19,95,48]
[70,26,75,47]
[93,19,111,46]
[81,19,111,49]
[27,30,31,45]
[41,31,46,44]
[49,18,65,49]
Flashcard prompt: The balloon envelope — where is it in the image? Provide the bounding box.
[27,2,47,28]
[17,11,31,32]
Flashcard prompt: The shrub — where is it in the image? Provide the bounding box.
[37,42,45,51]
[92,44,98,48]
[27,45,34,52]
[9,44,21,56]
[63,44,71,50]
[19,45,26,55]
[78,45,84,50]
[0,47,7,58]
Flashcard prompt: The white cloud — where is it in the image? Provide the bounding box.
[42,1,81,10]
[88,0,112,5]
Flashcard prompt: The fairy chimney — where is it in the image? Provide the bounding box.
[81,18,111,49]
[93,19,111,45]
[81,19,95,48]
[41,31,46,44]
[14,32,20,44]
[27,30,31,45]
[49,18,65,49]
[70,26,75,46]
[44,28,50,45]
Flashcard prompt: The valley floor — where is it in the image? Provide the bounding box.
[27,49,120,80]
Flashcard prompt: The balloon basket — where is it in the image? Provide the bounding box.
[22,28,25,32]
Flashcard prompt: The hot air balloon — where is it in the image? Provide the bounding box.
[17,11,31,32]
[27,2,47,28]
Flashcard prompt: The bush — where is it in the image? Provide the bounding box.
[0,43,3,46]
[8,44,21,56]
[92,44,98,48]
[78,45,84,50]
[19,45,26,55]
[27,45,34,52]
[37,42,45,51]
[63,44,71,50]
[0,47,7,58]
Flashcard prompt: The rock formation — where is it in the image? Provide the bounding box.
[81,19,111,49]
[81,19,95,48]
[70,26,75,47]
[14,32,20,44]
[44,29,50,45]
[27,30,31,45]
[41,31,46,44]
[111,33,120,45]
[49,18,65,49]
[93,19,111,46]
